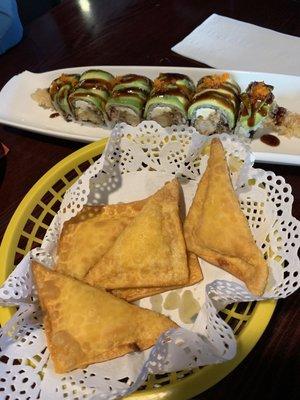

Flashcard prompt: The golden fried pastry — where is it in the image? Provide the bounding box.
[32,262,177,373]
[85,179,189,289]
[184,138,268,296]
[56,201,147,279]
[111,252,203,302]
[56,189,202,300]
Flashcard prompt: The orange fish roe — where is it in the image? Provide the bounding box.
[249,82,272,101]
[60,74,78,86]
[197,73,230,90]
[153,78,166,91]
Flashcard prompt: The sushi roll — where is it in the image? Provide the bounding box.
[188,73,241,135]
[48,74,79,120]
[144,73,195,127]
[235,81,275,136]
[106,74,152,126]
[68,69,114,125]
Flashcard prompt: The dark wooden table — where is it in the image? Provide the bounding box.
[0,1,299,399]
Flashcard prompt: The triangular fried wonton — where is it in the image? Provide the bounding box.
[184,138,268,296]
[56,201,147,279]
[56,192,201,299]
[32,262,176,373]
[111,252,203,302]
[85,179,189,289]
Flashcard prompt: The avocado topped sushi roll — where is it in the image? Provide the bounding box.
[68,69,114,125]
[106,74,152,126]
[236,81,300,138]
[48,74,79,120]
[235,81,275,136]
[144,73,195,127]
[188,73,240,135]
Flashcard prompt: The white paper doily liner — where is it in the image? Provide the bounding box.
[0,122,299,400]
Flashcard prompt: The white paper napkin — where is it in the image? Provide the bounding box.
[172,14,300,76]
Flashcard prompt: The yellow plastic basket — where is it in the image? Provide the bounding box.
[0,139,276,399]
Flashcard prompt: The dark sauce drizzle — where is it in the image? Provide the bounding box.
[260,134,280,147]
[50,112,60,118]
